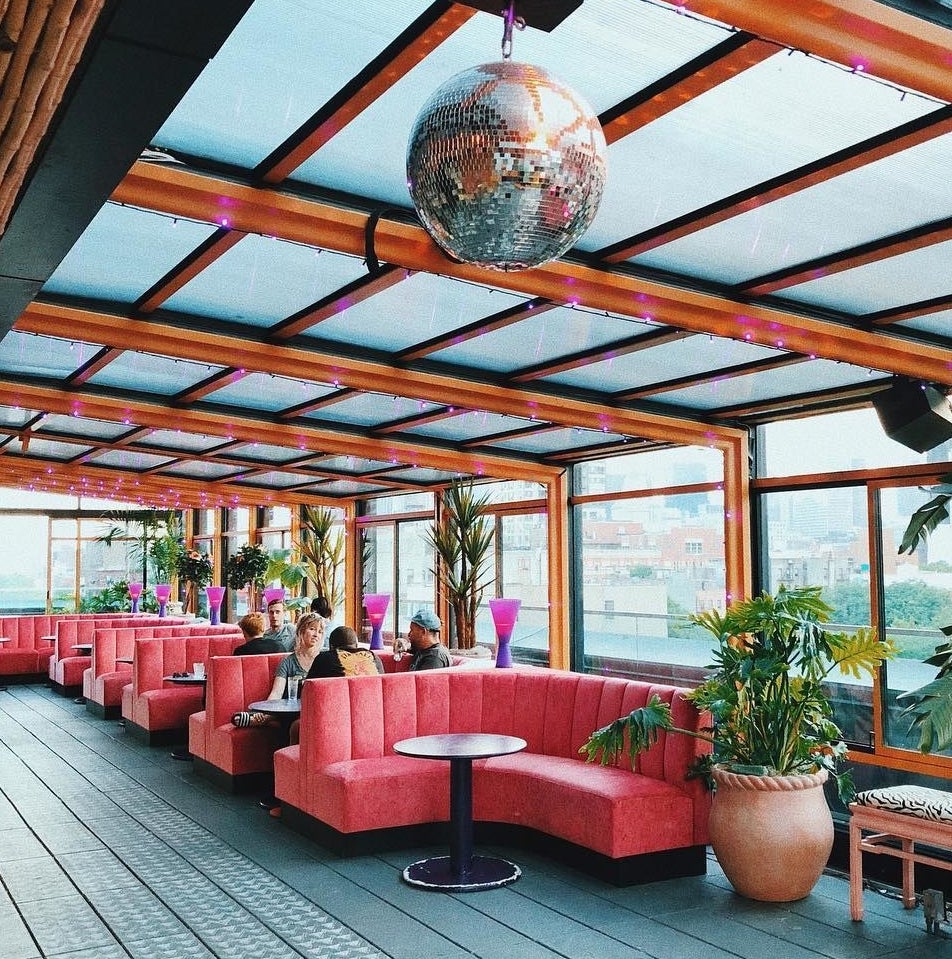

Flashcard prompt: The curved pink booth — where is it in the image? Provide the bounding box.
[273,669,711,885]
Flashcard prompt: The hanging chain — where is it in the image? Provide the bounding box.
[500,0,525,59]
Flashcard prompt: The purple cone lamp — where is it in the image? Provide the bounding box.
[128,582,143,614]
[205,586,226,625]
[489,598,521,669]
[363,593,391,651]
[154,583,172,618]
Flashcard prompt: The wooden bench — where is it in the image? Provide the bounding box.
[849,785,952,921]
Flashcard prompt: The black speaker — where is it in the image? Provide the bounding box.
[873,380,952,453]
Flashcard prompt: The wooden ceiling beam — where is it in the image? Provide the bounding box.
[509,327,693,383]
[66,346,124,385]
[600,106,952,262]
[0,374,561,483]
[689,0,952,105]
[0,454,348,509]
[600,34,777,144]
[739,217,952,296]
[19,297,739,449]
[615,354,810,401]
[174,367,250,403]
[109,164,952,392]
[397,297,556,362]
[135,228,245,313]
[256,3,476,183]
[268,266,408,340]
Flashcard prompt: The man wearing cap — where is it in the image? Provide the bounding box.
[405,609,451,671]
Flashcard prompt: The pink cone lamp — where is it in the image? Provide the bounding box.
[363,593,391,651]
[205,586,226,625]
[128,582,143,614]
[154,583,172,617]
[262,586,285,610]
[489,598,521,668]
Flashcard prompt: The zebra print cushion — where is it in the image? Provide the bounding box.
[854,785,952,823]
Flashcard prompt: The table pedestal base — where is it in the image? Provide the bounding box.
[402,855,520,892]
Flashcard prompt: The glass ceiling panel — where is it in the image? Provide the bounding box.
[140,430,225,453]
[9,438,88,459]
[203,373,336,412]
[36,415,131,440]
[155,0,431,168]
[311,455,395,474]
[304,273,521,352]
[381,467,462,484]
[93,450,175,470]
[900,310,952,338]
[227,443,308,464]
[541,336,780,392]
[633,119,948,284]
[429,307,652,373]
[783,239,952,314]
[294,0,726,202]
[87,353,225,395]
[656,358,878,410]
[161,461,244,479]
[407,410,538,443]
[488,427,628,454]
[0,407,39,429]
[580,51,938,252]
[233,470,319,488]
[43,204,216,303]
[164,240,368,328]
[301,479,395,497]
[304,393,442,426]
[0,333,95,379]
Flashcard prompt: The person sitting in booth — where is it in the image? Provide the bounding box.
[233,612,285,656]
[307,625,383,678]
[400,609,451,671]
[261,597,295,652]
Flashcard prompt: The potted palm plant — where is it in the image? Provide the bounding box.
[582,586,894,901]
[175,548,213,615]
[426,479,494,650]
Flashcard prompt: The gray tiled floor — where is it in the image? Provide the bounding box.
[0,684,948,959]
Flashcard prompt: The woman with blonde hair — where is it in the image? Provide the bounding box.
[232,613,325,726]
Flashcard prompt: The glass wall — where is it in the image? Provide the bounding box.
[758,410,952,777]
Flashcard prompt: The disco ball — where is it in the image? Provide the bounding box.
[406,60,607,272]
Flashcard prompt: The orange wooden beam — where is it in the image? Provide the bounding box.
[602,35,777,144]
[110,163,952,390]
[689,0,952,105]
[0,372,561,484]
[258,4,476,182]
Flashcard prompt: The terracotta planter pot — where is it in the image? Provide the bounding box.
[709,765,833,902]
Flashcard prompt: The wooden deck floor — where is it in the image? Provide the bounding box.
[0,683,948,959]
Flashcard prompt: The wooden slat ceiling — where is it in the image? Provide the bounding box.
[0,0,949,507]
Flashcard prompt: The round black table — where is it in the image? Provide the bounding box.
[247,698,301,743]
[393,732,526,892]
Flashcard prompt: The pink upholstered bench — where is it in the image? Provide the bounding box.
[122,633,245,745]
[49,615,179,697]
[273,669,710,885]
[189,652,289,792]
[85,622,241,718]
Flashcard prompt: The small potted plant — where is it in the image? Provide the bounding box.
[582,585,894,902]
[175,548,213,615]
[224,543,270,612]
